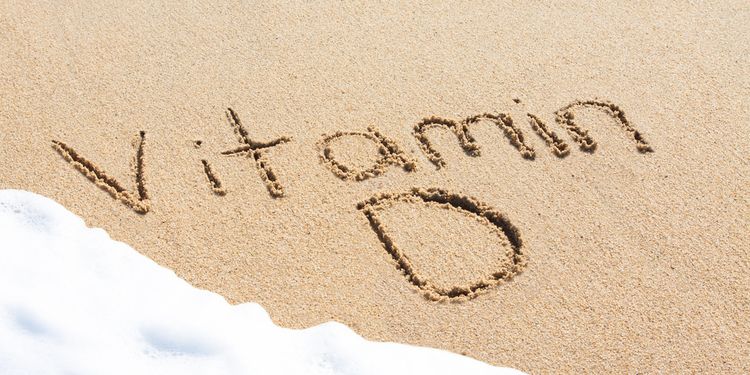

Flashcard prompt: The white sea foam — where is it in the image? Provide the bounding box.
[0,190,523,375]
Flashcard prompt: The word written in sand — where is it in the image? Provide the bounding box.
[51,98,652,300]
[52,99,652,209]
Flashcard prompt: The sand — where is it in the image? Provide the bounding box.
[1,1,748,373]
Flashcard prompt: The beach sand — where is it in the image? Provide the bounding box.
[1,1,748,372]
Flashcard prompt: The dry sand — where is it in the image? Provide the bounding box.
[1,1,749,373]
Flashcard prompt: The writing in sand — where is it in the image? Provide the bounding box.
[51,98,653,300]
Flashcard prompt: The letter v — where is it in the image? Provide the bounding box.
[52,131,150,214]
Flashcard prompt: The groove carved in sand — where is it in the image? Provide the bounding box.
[468,113,536,160]
[221,108,291,198]
[413,116,479,169]
[554,99,653,153]
[318,127,416,181]
[201,159,226,196]
[527,113,570,157]
[52,131,150,214]
[357,188,526,301]
[414,113,536,169]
